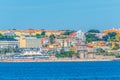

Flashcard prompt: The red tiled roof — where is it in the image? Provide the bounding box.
[52,42,61,46]
[68,32,76,38]
[40,38,49,41]
[87,41,106,47]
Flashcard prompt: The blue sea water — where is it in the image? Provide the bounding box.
[0,61,120,80]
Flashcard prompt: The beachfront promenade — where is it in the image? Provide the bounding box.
[0,57,116,62]
[0,53,116,62]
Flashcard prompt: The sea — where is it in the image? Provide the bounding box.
[0,61,120,80]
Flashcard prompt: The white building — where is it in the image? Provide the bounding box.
[76,30,86,41]
[2,31,16,36]
[0,38,19,48]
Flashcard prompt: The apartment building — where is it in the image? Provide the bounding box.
[0,38,19,48]
[19,36,41,48]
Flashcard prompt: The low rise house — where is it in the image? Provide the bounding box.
[56,38,70,47]
[68,32,76,39]
[40,38,50,47]
[87,41,106,48]
[22,48,42,56]
[75,41,87,53]
[49,42,61,49]
[96,33,105,39]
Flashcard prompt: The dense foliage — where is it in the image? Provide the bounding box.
[0,33,16,39]
[88,29,100,33]
[36,34,41,38]
[49,34,55,44]
[36,31,46,38]
[102,32,117,42]
[56,50,76,58]
[85,33,100,43]
[0,48,20,54]
[41,31,46,36]
[63,30,75,35]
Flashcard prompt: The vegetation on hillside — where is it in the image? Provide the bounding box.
[55,50,76,58]
[49,34,55,44]
[0,33,16,39]
[88,29,100,33]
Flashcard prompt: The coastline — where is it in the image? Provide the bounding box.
[0,58,118,62]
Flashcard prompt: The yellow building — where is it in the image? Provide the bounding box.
[19,35,41,48]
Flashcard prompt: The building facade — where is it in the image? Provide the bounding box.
[76,30,85,41]
[19,36,41,48]
[0,38,19,48]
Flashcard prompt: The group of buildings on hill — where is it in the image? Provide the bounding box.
[0,30,64,37]
[0,28,120,59]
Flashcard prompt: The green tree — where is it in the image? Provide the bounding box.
[56,50,76,58]
[41,31,46,37]
[96,48,105,53]
[102,35,109,41]
[36,34,41,38]
[49,34,55,44]
[12,28,17,30]
[55,53,65,58]
[88,29,100,33]
[107,32,117,42]
[9,36,16,38]
[63,30,75,35]
[85,33,100,43]
[1,49,7,54]
[0,34,4,38]
[41,31,46,35]
[68,50,75,57]
[0,33,16,39]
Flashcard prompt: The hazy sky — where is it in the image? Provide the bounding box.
[0,0,120,31]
